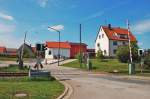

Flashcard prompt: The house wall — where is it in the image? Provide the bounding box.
[45,48,70,59]
[109,40,129,56]
[95,27,109,56]
[70,45,87,58]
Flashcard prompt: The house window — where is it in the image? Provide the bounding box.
[102,34,104,38]
[119,34,128,39]
[113,41,118,46]
[99,35,101,39]
[49,50,52,55]
[104,50,107,55]
[113,49,117,54]
[122,42,126,45]
[97,43,100,47]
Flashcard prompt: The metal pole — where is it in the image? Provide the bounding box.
[58,31,60,66]
[19,31,27,69]
[127,20,133,63]
[80,24,82,68]
[48,27,60,66]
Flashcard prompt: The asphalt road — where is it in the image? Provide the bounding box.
[44,60,150,99]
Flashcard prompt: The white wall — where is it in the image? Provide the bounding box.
[45,48,70,59]
[95,27,109,56]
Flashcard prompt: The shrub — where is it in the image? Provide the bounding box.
[144,54,150,67]
[116,42,138,63]
[75,53,82,63]
[96,50,104,61]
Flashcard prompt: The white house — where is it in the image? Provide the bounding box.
[45,42,71,59]
[95,24,137,56]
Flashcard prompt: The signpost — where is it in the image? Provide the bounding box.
[138,49,144,73]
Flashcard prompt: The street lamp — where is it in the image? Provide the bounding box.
[48,27,60,66]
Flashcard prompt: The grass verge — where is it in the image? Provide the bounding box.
[0,77,64,99]
[62,59,150,76]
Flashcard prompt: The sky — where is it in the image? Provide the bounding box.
[0,0,150,49]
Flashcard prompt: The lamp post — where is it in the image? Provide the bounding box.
[48,27,60,66]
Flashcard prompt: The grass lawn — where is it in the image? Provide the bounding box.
[0,65,29,73]
[0,78,64,99]
[0,65,65,99]
[0,57,34,62]
[62,59,150,76]
[0,57,17,61]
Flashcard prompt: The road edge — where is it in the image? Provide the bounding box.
[56,77,73,99]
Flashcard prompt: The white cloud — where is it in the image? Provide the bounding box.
[48,25,64,32]
[83,11,104,22]
[0,34,23,48]
[132,19,150,34]
[0,23,16,33]
[138,42,143,46]
[38,0,48,8]
[0,12,14,21]
[82,1,129,22]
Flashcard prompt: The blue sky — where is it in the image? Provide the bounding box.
[0,0,150,49]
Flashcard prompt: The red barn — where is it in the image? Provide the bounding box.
[70,43,87,58]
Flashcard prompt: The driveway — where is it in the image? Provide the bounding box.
[43,60,150,99]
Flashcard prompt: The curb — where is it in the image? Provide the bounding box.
[122,76,150,81]
[55,77,73,99]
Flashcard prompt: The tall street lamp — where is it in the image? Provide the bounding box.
[48,27,60,66]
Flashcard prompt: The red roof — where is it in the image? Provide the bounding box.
[46,42,71,49]
[102,26,137,41]
[0,47,6,53]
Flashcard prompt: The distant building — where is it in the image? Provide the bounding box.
[45,41,87,59]
[0,46,17,56]
[0,46,6,54]
[87,49,95,57]
[6,48,17,56]
[95,24,137,56]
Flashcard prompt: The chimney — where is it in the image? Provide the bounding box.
[108,24,112,30]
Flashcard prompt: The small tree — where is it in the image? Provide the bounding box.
[96,50,104,61]
[75,53,82,63]
[116,42,138,63]
[144,54,150,68]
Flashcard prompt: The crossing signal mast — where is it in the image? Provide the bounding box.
[34,43,47,70]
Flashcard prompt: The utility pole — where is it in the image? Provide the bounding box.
[80,24,82,68]
[19,31,27,69]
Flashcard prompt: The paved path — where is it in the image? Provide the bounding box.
[43,60,150,99]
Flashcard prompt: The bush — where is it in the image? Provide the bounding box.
[116,42,138,63]
[144,55,150,67]
[75,53,82,63]
[96,50,104,61]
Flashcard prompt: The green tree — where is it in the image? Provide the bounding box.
[144,54,150,68]
[96,50,104,61]
[116,42,139,63]
[75,53,82,63]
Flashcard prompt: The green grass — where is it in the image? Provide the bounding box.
[0,65,65,99]
[0,57,17,61]
[0,77,64,99]
[62,59,150,76]
[0,57,34,61]
[0,65,28,73]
